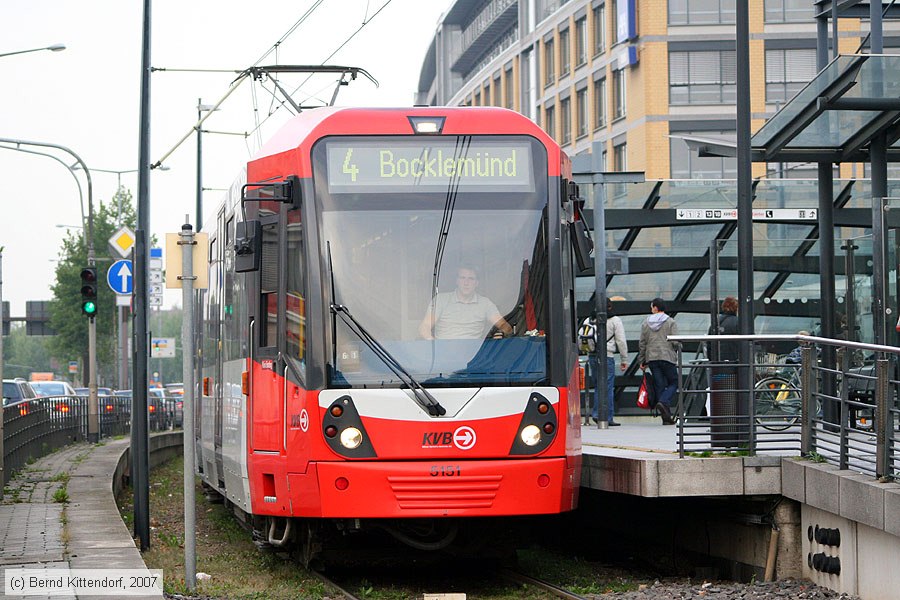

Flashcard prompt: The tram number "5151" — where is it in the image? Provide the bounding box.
[430,465,461,477]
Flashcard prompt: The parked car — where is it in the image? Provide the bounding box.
[30,380,78,415]
[148,388,169,429]
[29,381,77,397]
[3,378,38,414]
[73,387,114,396]
[164,383,184,397]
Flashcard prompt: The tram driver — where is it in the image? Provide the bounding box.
[418,265,513,340]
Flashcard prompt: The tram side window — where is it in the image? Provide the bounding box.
[204,237,219,368]
[223,216,243,361]
[260,221,279,348]
[285,208,306,377]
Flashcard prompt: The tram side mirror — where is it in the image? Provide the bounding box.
[572,220,594,274]
[567,182,593,273]
[241,176,301,208]
[235,220,262,273]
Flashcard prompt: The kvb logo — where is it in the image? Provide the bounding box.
[421,426,477,450]
[453,426,476,450]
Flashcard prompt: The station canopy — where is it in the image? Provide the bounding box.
[751,54,900,163]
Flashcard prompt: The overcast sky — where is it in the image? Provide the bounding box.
[0,0,451,316]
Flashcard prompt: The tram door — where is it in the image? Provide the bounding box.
[213,210,226,486]
[249,210,284,453]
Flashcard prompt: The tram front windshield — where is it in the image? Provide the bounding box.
[313,136,550,388]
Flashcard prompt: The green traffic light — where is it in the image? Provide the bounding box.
[82,301,97,316]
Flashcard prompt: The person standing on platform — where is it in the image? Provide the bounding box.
[710,296,740,363]
[600,298,628,426]
[638,297,679,425]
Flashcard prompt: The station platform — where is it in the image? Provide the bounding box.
[580,418,783,497]
[0,439,161,599]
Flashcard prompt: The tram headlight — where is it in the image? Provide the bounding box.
[520,424,542,446]
[340,427,363,449]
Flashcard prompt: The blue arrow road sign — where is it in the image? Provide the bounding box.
[107,259,133,294]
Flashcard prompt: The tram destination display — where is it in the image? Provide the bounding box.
[325,139,535,193]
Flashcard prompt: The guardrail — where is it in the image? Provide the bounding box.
[671,334,899,481]
[3,394,179,486]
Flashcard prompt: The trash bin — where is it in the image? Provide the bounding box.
[709,366,749,447]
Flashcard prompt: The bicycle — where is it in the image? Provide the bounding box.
[754,359,802,431]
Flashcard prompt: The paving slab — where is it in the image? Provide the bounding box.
[1,440,162,599]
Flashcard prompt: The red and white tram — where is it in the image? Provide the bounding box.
[197,106,584,562]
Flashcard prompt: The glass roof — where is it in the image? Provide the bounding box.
[573,176,884,338]
[752,54,900,159]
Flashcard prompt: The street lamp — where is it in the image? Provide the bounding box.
[0,137,99,444]
[0,43,66,59]
[0,145,86,226]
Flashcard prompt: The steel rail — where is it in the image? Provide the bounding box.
[500,568,590,600]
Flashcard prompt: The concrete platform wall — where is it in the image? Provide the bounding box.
[783,458,900,600]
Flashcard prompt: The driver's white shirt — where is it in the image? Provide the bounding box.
[431,291,499,339]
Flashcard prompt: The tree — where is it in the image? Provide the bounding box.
[3,323,55,379]
[49,187,136,386]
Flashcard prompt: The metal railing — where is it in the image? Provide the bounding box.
[3,393,180,486]
[671,334,899,481]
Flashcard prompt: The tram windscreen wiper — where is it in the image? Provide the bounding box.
[430,136,469,306]
[330,303,446,417]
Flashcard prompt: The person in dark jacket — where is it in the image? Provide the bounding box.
[637,298,679,425]
[709,296,739,362]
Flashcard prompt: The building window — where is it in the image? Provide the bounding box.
[610,0,618,45]
[504,68,514,109]
[613,142,627,170]
[670,132,736,178]
[669,50,736,105]
[484,82,492,106]
[560,96,572,145]
[593,4,606,56]
[669,0,736,25]
[612,141,627,197]
[493,75,502,106]
[559,27,571,78]
[575,17,587,67]
[545,104,556,141]
[522,49,534,119]
[544,38,555,86]
[593,77,607,129]
[764,0,815,22]
[474,90,481,106]
[612,68,626,119]
[765,48,817,105]
[576,87,589,138]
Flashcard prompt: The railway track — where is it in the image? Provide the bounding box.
[312,565,589,600]
[500,568,590,600]
[311,569,365,600]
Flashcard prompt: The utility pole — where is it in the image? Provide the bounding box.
[133,0,153,551]
[178,219,197,592]
[196,98,203,232]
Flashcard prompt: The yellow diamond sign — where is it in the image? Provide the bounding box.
[109,226,135,258]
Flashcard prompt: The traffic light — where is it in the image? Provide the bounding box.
[80,266,98,317]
